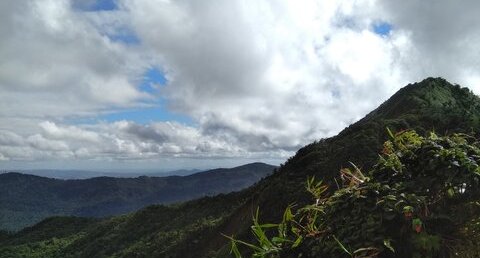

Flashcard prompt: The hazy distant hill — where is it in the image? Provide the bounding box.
[0,168,203,179]
[0,162,275,231]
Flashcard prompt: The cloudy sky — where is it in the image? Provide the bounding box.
[1,0,480,171]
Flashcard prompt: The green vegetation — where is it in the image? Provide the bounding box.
[0,217,97,258]
[0,193,249,257]
[0,235,81,258]
[214,78,480,257]
[2,78,480,257]
[0,163,274,231]
[230,130,480,257]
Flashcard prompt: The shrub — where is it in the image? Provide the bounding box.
[228,130,480,257]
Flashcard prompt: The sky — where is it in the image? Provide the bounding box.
[1,0,480,171]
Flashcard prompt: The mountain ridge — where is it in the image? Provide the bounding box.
[0,168,204,180]
[200,77,480,257]
[2,77,480,257]
[0,162,276,231]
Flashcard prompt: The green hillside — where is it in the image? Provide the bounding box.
[213,77,480,256]
[233,130,480,257]
[2,77,480,257]
[0,162,275,231]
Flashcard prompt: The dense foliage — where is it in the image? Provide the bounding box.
[0,217,96,258]
[213,78,480,255]
[232,130,480,257]
[0,193,251,257]
[0,163,274,231]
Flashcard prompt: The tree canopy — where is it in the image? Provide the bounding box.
[231,130,480,257]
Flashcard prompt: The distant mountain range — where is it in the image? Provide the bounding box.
[0,168,203,180]
[0,162,275,231]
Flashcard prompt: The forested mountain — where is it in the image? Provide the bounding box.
[2,78,480,257]
[0,162,275,231]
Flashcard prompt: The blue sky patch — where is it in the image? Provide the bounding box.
[68,104,193,126]
[373,22,392,36]
[101,106,193,125]
[108,32,140,45]
[73,0,117,12]
[140,67,167,94]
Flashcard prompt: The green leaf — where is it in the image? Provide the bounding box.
[283,205,294,222]
[447,188,455,197]
[222,234,264,253]
[332,235,351,256]
[383,239,395,253]
[386,127,395,140]
[230,239,242,258]
[292,236,303,248]
[353,247,379,254]
[258,223,279,228]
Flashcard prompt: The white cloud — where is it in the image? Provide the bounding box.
[123,0,405,150]
[1,0,480,169]
[39,121,100,142]
[0,131,25,146]
[27,134,69,151]
[0,0,149,121]
[0,121,287,164]
[0,153,9,161]
[375,0,480,87]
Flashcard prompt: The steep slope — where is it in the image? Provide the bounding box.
[0,163,275,231]
[200,77,480,257]
[0,194,248,258]
[2,77,480,257]
[232,130,480,257]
